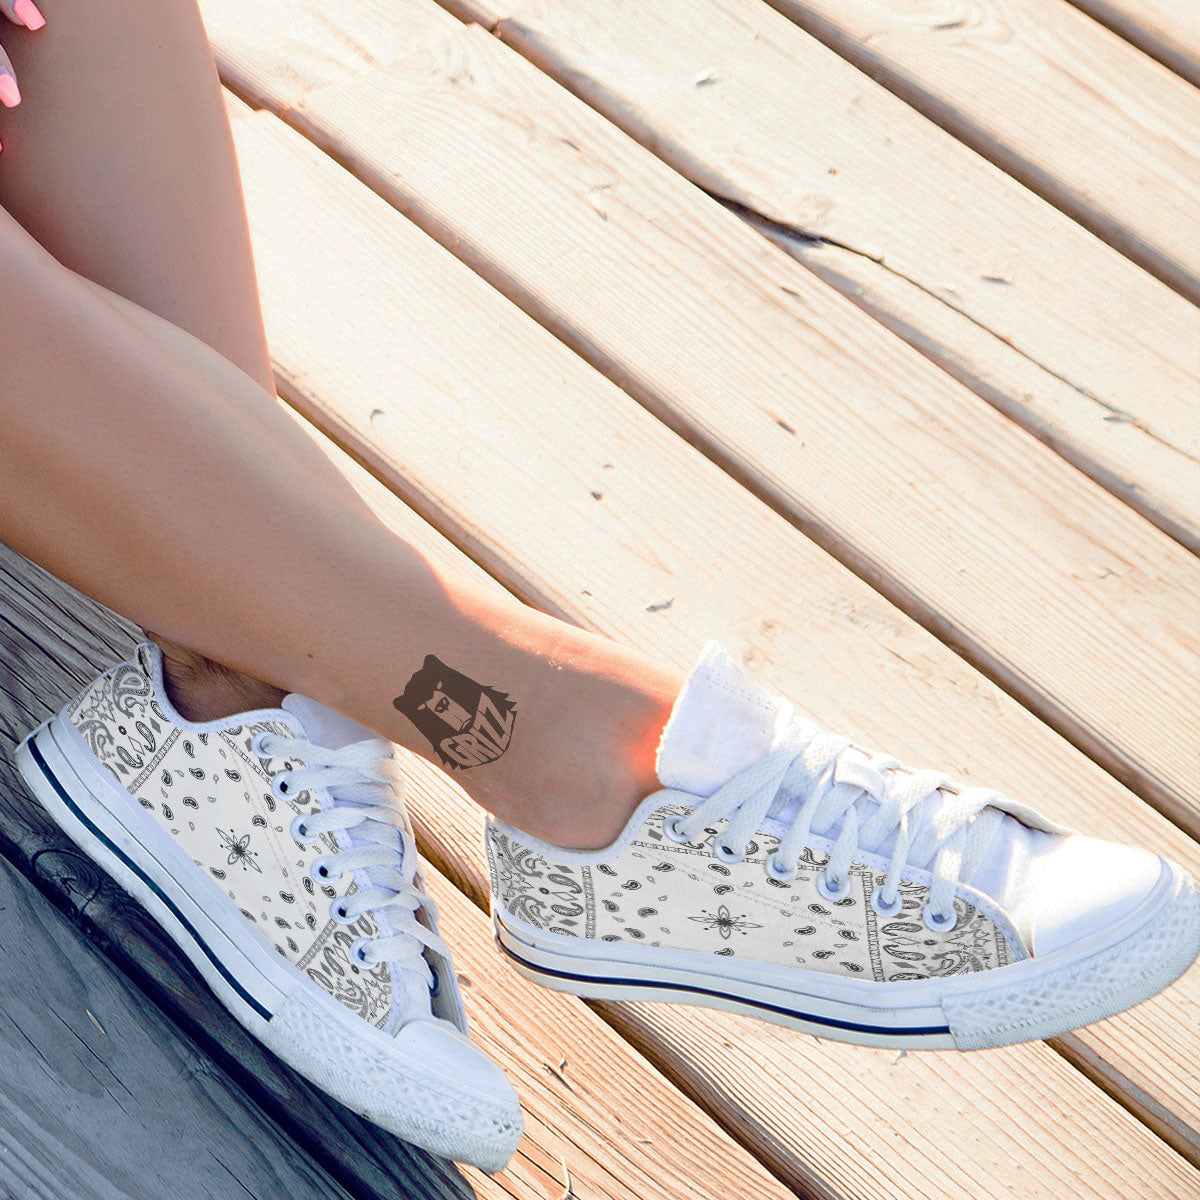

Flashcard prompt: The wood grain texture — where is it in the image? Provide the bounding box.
[421,856,796,1200]
[1065,0,1200,87]
[0,849,358,1200]
[226,29,1200,848]
[482,0,1200,553]
[198,0,460,107]
[222,106,1200,1175]
[765,0,1200,302]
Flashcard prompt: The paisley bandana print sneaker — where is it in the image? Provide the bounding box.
[488,644,1200,1050]
[16,643,522,1171]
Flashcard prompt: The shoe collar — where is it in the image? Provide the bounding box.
[134,641,305,738]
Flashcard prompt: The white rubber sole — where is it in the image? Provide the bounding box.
[494,857,1200,1051]
[17,711,522,1172]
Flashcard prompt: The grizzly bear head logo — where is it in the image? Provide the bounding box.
[393,655,517,770]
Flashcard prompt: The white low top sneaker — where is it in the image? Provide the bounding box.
[16,643,522,1171]
[488,644,1200,1049]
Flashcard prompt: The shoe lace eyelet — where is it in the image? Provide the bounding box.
[712,836,745,865]
[330,899,356,926]
[349,937,373,967]
[290,813,317,845]
[250,730,273,757]
[816,869,851,901]
[310,855,341,885]
[871,886,903,918]
[271,772,296,801]
[662,814,693,845]
[765,852,797,883]
[922,903,957,932]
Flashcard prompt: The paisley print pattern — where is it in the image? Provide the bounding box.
[487,802,1015,981]
[69,646,394,1028]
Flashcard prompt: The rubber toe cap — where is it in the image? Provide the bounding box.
[396,1018,519,1108]
[393,1019,524,1172]
[1026,835,1164,958]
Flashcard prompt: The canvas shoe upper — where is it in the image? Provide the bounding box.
[19,642,522,1171]
[487,643,1200,1049]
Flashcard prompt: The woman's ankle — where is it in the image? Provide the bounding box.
[146,632,287,722]
[470,646,684,851]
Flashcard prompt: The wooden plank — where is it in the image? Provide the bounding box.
[456,0,1200,90]
[199,0,460,109]
[223,104,1200,1183]
[469,0,1200,554]
[1065,0,1200,88]
[0,848,358,1200]
[0,413,788,1200]
[423,853,796,1200]
[762,0,1200,303]
[218,25,1200,850]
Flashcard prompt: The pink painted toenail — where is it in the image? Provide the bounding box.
[0,73,20,108]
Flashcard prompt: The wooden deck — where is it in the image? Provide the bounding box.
[0,2,1197,1196]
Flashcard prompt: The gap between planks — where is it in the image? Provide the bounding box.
[761,0,1200,305]
[1063,0,1200,87]
[469,0,1200,555]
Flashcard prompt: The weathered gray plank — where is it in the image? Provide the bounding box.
[0,542,479,1200]
[0,848,357,1200]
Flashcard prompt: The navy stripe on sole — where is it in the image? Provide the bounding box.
[497,930,951,1038]
[27,735,273,1022]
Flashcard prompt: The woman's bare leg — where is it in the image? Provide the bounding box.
[0,0,272,390]
[0,9,681,849]
[0,0,287,717]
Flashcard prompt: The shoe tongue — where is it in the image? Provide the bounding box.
[656,643,792,797]
[283,691,416,887]
[281,694,377,750]
[280,697,436,1015]
[654,647,1051,926]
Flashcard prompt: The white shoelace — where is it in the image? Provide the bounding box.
[667,717,1007,928]
[255,732,449,989]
